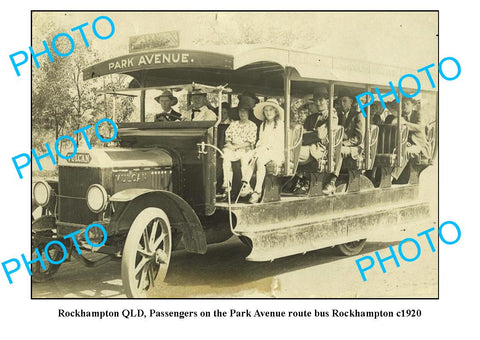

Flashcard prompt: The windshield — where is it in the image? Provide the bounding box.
[102,86,232,123]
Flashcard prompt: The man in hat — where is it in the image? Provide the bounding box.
[188,88,217,121]
[296,86,340,195]
[154,90,182,122]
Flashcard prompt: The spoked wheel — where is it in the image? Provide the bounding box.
[333,239,367,256]
[31,238,65,283]
[121,207,172,298]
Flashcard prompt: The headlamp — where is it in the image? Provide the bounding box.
[86,184,108,213]
[32,181,52,207]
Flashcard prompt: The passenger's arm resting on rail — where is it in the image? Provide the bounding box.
[403,120,423,133]
[405,112,424,133]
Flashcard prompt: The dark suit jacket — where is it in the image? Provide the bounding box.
[342,110,365,147]
[337,106,354,127]
[154,109,182,122]
[304,110,338,131]
[302,110,338,145]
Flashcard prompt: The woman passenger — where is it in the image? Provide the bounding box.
[220,103,257,198]
[241,98,284,204]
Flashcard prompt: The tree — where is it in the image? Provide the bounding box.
[32,15,134,153]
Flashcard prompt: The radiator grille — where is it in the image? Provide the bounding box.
[58,167,102,225]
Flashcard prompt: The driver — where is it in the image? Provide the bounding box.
[188,88,217,121]
[154,90,182,122]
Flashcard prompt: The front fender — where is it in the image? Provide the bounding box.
[110,189,207,254]
[32,215,56,233]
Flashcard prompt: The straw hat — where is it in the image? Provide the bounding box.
[154,90,178,106]
[253,98,284,121]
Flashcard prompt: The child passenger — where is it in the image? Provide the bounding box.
[242,98,284,204]
[221,104,258,198]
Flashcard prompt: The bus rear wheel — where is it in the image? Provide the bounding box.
[333,239,367,256]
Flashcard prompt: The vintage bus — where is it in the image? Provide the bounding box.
[32,43,437,298]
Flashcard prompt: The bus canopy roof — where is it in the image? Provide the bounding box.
[83,46,436,95]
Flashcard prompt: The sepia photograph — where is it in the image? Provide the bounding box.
[30,11,439,299]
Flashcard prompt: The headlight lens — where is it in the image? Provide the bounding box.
[86,184,108,213]
[33,181,52,207]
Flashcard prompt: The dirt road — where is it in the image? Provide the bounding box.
[32,223,438,298]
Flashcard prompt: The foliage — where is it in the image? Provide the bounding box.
[193,13,320,49]
[32,16,134,151]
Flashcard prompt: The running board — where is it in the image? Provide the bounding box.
[236,201,432,262]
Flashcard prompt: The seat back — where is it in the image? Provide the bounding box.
[366,124,379,169]
[377,124,408,149]
[289,124,304,175]
[375,124,409,167]
[316,126,344,173]
[426,121,436,159]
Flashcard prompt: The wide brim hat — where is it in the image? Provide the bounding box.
[253,98,284,121]
[238,91,260,105]
[154,90,178,106]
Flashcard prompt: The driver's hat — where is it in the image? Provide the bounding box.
[154,90,178,106]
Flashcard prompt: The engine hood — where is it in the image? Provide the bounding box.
[58,147,173,168]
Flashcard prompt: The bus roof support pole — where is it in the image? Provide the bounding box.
[112,94,117,122]
[365,85,371,168]
[140,90,146,123]
[214,90,223,147]
[397,92,402,167]
[284,68,292,175]
[433,91,438,161]
[328,81,334,173]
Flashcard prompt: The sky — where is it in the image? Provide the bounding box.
[32,11,438,69]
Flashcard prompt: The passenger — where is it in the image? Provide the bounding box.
[296,86,339,195]
[234,91,262,126]
[337,90,355,126]
[393,97,431,159]
[219,102,233,124]
[371,101,390,125]
[220,103,257,199]
[188,88,217,121]
[294,98,314,125]
[384,101,398,124]
[341,93,366,160]
[242,98,284,204]
[153,90,182,122]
